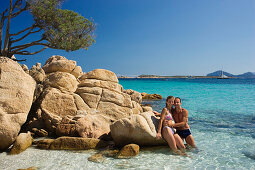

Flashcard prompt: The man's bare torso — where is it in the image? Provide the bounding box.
[173,108,190,130]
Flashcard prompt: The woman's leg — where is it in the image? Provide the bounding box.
[174,134,186,152]
[162,127,178,152]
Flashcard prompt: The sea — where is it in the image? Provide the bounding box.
[1,78,255,170]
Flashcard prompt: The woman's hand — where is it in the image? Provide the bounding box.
[164,119,174,128]
[153,111,161,117]
[156,132,162,139]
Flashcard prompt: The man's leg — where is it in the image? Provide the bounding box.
[185,135,196,148]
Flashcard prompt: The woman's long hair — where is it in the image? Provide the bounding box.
[165,96,175,110]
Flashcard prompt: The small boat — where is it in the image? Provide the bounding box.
[187,76,195,79]
[217,70,230,79]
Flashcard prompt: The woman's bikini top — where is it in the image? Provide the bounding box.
[165,107,173,121]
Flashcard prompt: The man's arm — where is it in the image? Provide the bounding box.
[172,109,188,128]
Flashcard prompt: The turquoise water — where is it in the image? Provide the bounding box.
[119,78,255,169]
[1,78,254,169]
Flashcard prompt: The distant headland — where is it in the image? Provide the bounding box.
[118,71,255,79]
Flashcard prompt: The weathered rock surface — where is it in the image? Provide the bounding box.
[31,128,48,137]
[41,88,77,117]
[124,89,142,103]
[42,55,82,78]
[44,72,78,93]
[141,92,162,100]
[117,144,140,158]
[76,114,111,139]
[21,64,29,74]
[78,79,123,93]
[0,57,36,150]
[29,63,45,83]
[10,132,33,154]
[36,137,108,150]
[56,115,86,137]
[142,106,153,112]
[80,69,118,83]
[110,111,167,146]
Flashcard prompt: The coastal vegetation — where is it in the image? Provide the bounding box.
[0,0,95,60]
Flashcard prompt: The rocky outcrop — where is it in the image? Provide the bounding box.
[81,68,118,83]
[42,55,82,78]
[36,137,108,150]
[28,56,135,137]
[29,63,45,83]
[10,132,33,154]
[0,55,154,147]
[124,89,142,103]
[0,57,36,150]
[141,92,162,100]
[110,111,167,146]
[117,144,140,158]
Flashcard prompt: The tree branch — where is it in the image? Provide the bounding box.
[13,0,23,9]
[13,47,48,55]
[3,0,13,56]
[11,2,28,18]
[11,38,50,53]
[12,58,26,62]
[9,25,34,36]
[0,9,8,18]
[0,9,8,54]
[11,28,42,43]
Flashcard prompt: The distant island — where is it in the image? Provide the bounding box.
[207,70,255,79]
[118,71,255,79]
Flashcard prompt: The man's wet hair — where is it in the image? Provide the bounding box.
[175,97,182,103]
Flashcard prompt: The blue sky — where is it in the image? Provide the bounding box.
[1,0,255,76]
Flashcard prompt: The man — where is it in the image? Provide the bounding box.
[165,97,196,148]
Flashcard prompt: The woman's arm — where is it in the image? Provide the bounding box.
[156,108,166,139]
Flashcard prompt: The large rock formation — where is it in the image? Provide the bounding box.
[0,57,36,150]
[25,55,147,141]
[110,111,167,146]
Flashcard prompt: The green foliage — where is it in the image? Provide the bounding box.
[29,0,96,51]
[0,0,96,58]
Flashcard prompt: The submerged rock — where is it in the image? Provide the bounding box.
[88,153,105,163]
[141,92,162,100]
[117,144,140,158]
[17,166,37,170]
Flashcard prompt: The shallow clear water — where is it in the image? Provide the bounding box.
[1,78,255,169]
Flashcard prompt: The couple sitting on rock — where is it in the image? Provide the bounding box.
[154,96,196,154]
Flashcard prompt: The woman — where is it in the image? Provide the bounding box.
[155,96,186,154]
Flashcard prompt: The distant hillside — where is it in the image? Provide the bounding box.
[236,72,255,78]
[207,71,255,78]
[207,70,235,77]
